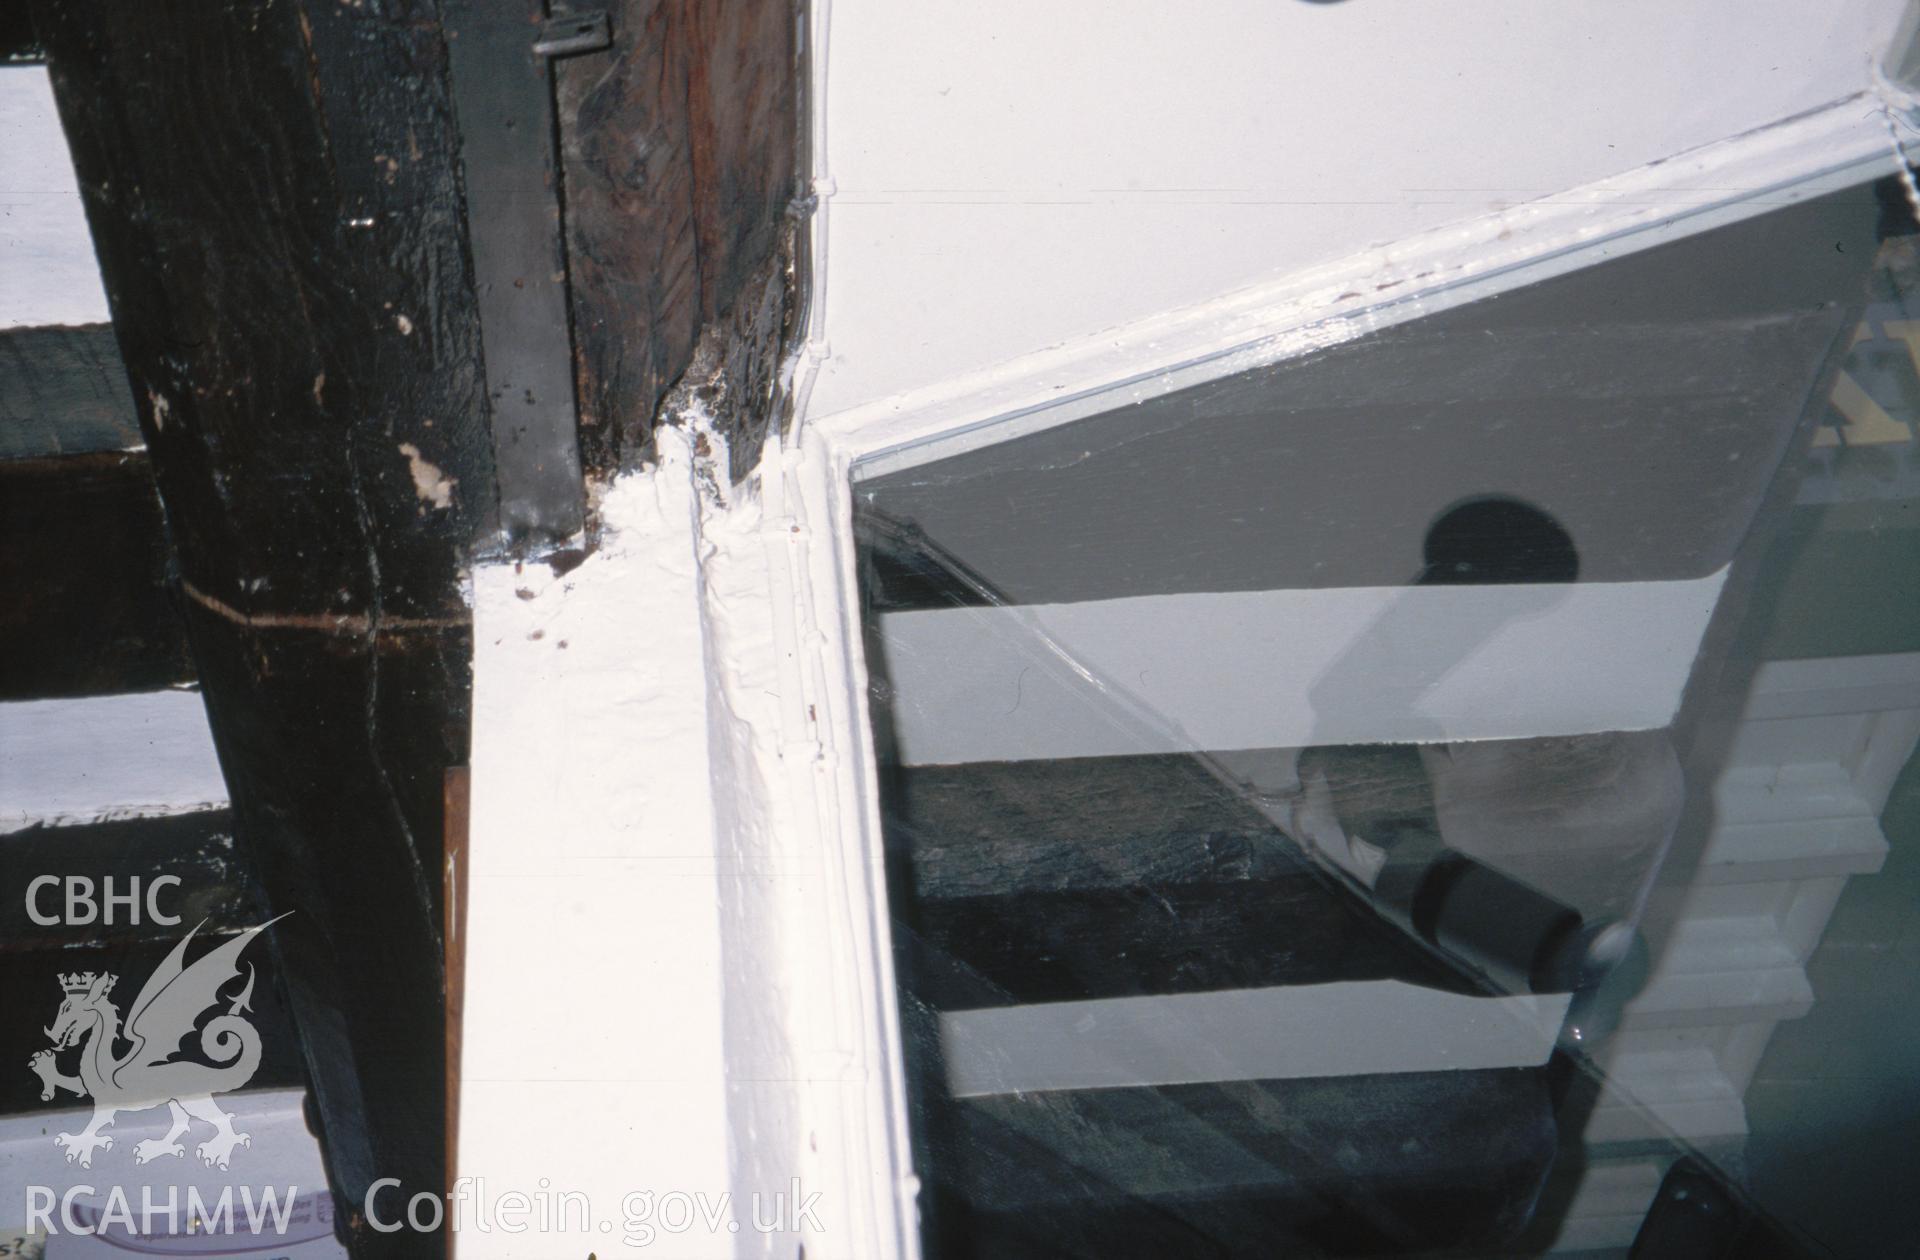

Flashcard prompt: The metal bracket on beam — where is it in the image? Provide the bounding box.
[444,2,610,544]
[534,12,611,58]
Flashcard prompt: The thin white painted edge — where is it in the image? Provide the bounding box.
[0,690,228,834]
[940,981,1572,1099]
[763,426,922,1259]
[815,92,1907,479]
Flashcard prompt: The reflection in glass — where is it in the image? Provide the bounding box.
[853,179,1919,1257]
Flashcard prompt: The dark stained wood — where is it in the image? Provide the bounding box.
[0,451,193,699]
[935,1070,1556,1258]
[558,0,801,471]
[0,4,38,60]
[906,875,1484,1013]
[182,585,464,1260]
[0,323,141,459]
[0,809,249,949]
[0,809,310,1116]
[1,933,308,1119]
[886,754,1311,901]
[32,2,495,1251]
[24,3,805,1253]
[883,747,1565,1254]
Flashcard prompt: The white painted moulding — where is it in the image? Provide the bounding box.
[784,429,925,1260]
[1620,918,1815,1032]
[877,571,1727,764]
[1547,1158,1667,1253]
[0,690,227,833]
[1584,1044,1750,1145]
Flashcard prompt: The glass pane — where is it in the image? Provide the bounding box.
[852,178,1918,1257]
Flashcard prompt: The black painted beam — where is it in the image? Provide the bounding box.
[0,810,312,1118]
[19,4,806,1255]
[0,810,250,948]
[0,450,193,699]
[30,3,499,1252]
[442,0,588,540]
[1,936,309,1121]
[0,325,188,700]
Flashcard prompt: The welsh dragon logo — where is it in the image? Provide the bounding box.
[27,915,287,1170]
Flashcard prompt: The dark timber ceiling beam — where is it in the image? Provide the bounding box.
[0,323,140,458]
[0,324,192,700]
[559,0,803,470]
[31,2,494,1253]
[0,810,312,1122]
[0,449,193,700]
[25,0,803,1254]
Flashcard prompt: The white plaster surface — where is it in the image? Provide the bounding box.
[0,690,228,832]
[807,0,1909,421]
[460,433,736,1258]
[0,65,110,329]
[460,429,913,1258]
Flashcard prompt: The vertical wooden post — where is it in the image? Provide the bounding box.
[32,2,494,1252]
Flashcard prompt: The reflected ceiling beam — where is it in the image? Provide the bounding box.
[0,449,191,701]
[875,577,1725,764]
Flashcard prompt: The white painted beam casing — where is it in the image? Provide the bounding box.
[458,429,916,1259]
